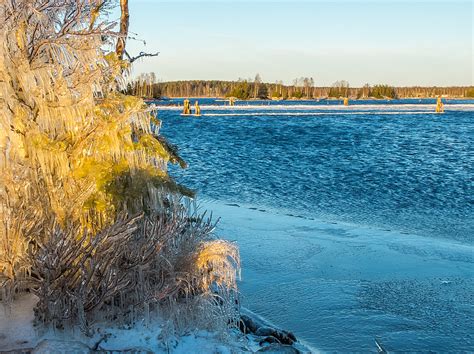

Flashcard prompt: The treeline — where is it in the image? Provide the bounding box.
[127,73,473,100]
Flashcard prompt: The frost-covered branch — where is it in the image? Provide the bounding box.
[1,0,241,337]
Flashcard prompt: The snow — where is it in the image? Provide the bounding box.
[0,295,247,353]
[3,198,470,352]
[0,293,315,353]
[0,294,38,350]
[0,294,209,352]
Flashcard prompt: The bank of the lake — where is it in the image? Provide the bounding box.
[203,200,473,352]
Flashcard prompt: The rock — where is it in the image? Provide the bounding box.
[257,343,301,353]
[239,309,300,348]
[256,327,276,337]
[238,318,248,334]
[255,327,295,345]
[286,331,297,342]
[240,314,258,334]
[259,336,281,345]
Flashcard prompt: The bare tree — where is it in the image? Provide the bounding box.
[254,73,262,99]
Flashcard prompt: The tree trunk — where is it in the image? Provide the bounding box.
[116,0,129,59]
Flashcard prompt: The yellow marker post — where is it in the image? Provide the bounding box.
[194,101,201,116]
[183,99,191,115]
[435,97,444,113]
[343,97,349,106]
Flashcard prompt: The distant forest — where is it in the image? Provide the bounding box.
[127,73,474,100]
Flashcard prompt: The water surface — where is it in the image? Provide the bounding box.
[156,99,474,351]
[159,99,473,244]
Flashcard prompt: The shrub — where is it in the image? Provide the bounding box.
[465,88,474,98]
[369,84,397,99]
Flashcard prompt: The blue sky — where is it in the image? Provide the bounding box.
[122,1,473,86]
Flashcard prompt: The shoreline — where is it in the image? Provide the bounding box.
[0,294,315,353]
[201,198,473,352]
[1,174,471,352]
[200,197,474,248]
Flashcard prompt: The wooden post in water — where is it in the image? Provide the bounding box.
[194,101,201,116]
[436,96,444,113]
[343,97,349,106]
[183,99,191,115]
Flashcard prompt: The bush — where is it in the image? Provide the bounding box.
[292,90,304,99]
[369,84,397,99]
[29,201,239,334]
[465,88,474,98]
[227,81,251,99]
[328,80,350,98]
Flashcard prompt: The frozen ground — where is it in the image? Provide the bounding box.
[0,288,315,353]
[203,200,474,352]
[0,293,248,353]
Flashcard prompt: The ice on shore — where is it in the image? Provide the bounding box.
[0,293,257,353]
[1,293,315,353]
[3,197,471,352]
[202,200,473,352]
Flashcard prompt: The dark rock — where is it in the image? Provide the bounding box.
[238,319,248,334]
[259,336,281,345]
[257,344,301,353]
[256,327,276,337]
[256,327,295,345]
[286,331,297,342]
[240,314,258,334]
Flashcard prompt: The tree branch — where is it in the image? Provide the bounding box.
[127,51,160,63]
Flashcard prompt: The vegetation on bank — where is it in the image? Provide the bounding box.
[328,80,350,98]
[128,74,473,100]
[358,84,398,99]
[0,0,240,337]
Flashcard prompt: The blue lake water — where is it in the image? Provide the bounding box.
[159,99,473,245]
[156,99,474,352]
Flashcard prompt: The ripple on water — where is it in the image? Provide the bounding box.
[357,278,474,351]
[158,102,474,351]
[162,106,473,244]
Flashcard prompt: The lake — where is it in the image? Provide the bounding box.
[157,99,473,352]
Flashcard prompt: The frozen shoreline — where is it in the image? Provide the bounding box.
[202,199,473,352]
[2,198,471,352]
[0,293,314,353]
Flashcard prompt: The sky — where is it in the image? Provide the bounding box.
[121,0,473,86]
